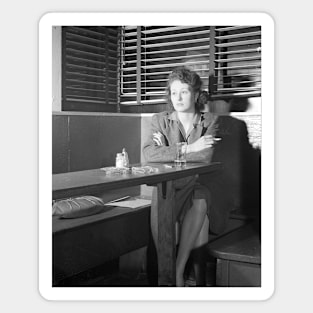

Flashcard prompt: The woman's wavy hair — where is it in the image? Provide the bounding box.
[165,66,209,112]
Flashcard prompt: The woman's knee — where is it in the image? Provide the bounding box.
[192,199,207,214]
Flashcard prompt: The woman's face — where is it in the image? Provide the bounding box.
[170,80,197,113]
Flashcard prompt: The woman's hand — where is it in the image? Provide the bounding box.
[187,135,216,153]
[152,131,164,146]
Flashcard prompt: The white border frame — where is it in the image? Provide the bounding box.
[39,12,274,301]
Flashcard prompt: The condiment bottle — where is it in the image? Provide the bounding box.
[115,153,124,168]
[122,148,129,167]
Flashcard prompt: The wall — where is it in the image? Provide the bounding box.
[53,112,141,173]
[52,26,62,112]
[234,113,261,149]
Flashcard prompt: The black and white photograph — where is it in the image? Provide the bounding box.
[39,12,274,301]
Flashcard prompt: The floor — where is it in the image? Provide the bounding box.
[55,259,217,287]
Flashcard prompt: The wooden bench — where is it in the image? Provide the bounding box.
[52,183,258,287]
[53,205,254,286]
[207,221,261,287]
[53,198,151,285]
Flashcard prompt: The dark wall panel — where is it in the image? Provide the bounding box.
[68,115,141,172]
[53,114,141,173]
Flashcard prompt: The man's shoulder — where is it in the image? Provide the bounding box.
[201,111,218,127]
[201,111,217,120]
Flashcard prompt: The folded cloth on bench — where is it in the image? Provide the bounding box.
[52,196,106,218]
[104,198,151,209]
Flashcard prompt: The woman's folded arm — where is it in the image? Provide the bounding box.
[142,114,177,162]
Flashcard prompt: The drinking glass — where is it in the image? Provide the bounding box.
[174,142,187,166]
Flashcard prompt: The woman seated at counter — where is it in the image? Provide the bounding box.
[143,66,231,287]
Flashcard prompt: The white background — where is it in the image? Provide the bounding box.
[1,0,312,311]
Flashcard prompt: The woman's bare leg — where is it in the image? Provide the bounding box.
[176,199,208,286]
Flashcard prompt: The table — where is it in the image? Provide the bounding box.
[53,162,221,286]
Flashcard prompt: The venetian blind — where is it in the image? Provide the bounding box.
[120,26,211,106]
[120,25,261,108]
[211,26,262,99]
[62,26,119,112]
